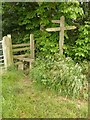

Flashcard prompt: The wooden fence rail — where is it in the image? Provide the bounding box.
[12,43,30,48]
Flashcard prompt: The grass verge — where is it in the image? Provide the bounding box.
[2,69,88,118]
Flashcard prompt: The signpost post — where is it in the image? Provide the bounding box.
[46,16,76,54]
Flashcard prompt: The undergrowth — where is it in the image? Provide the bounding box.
[30,54,88,100]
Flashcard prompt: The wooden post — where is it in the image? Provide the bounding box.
[30,34,34,69]
[30,34,34,59]
[59,16,64,54]
[2,35,13,69]
[46,16,76,55]
[18,62,24,70]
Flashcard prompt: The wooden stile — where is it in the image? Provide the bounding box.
[1,33,35,70]
[12,34,35,70]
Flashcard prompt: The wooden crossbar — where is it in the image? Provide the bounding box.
[13,47,30,52]
[12,43,30,48]
[15,61,23,65]
[15,57,34,62]
[13,54,30,59]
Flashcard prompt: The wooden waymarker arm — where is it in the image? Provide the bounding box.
[46,27,60,32]
[46,26,76,32]
[51,20,61,24]
[65,26,77,30]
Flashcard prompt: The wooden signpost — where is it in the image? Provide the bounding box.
[46,16,76,54]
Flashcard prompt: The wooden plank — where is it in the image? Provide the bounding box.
[15,61,23,65]
[12,43,30,48]
[13,47,30,52]
[13,54,30,59]
[0,41,2,43]
[15,57,34,62]
[46,26,76,32]
[59,16,64,54]
[51,20,61,24]
[46,27,60,32]
[0,49,2,50]
[65,26,76,30]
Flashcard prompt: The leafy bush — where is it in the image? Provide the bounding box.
[73,22,90,61]
[30,54,88,99]
[3,2,90,62]
[79,60,90,83]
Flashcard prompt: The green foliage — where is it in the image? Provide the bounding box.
[73,22,90,61]
[79,60,90,82]
[2,2,90,61]
[30,54,88,99]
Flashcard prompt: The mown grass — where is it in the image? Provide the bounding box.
[2,69,88,118]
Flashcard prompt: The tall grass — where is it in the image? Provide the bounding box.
[30,54,88,100]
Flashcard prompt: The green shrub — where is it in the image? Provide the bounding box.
[30,54,88,99]
[79,60,90,83]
